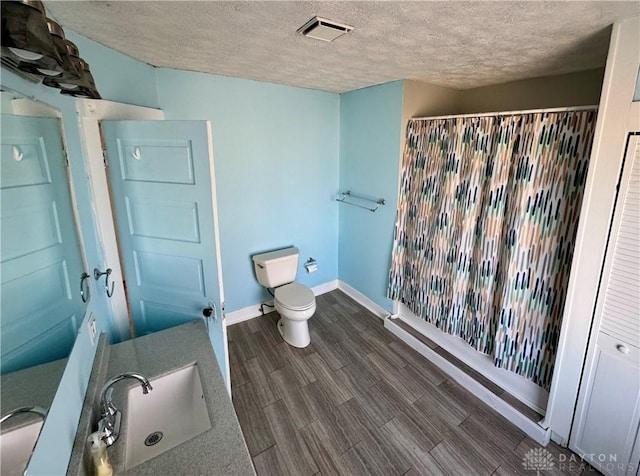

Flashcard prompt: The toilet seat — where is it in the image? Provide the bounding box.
[274,282,315,311]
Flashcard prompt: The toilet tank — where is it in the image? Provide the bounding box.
[252,247,299,288]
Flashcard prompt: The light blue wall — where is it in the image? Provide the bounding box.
[1,29,158,475]
[156,68,340,312]
[338,81,404,312]
[65,31,158,108]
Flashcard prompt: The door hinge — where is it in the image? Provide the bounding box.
[102,148,108,167]
[63,149,69,167]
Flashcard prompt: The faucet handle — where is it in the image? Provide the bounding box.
[101,388,117,416]
[97,372,152,447]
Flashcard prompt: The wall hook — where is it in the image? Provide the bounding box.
[80,272,90,303]
[12,146,23,162]
[132,146,141,161]
[94,267,115,297]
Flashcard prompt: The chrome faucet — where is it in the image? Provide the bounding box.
[1,406,48,475]
[0,406,47,424]
[97,372,152,446]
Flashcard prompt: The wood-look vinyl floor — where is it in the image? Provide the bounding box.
[228,290,594,476]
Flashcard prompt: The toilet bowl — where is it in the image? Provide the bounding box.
[274,282,316,348]
[252,247,316,348]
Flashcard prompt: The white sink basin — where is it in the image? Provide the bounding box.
[0,421,42,476]
[124,364,211,470]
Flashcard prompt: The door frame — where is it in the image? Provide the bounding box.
[541,17,640,445]
[77,99,163,342]
[205,121,230,393]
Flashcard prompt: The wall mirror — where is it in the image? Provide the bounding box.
[0,87,89,438]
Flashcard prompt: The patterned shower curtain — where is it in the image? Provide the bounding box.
[388,111,596,390]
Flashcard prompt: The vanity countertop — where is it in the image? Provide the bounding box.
[68,320,255,475]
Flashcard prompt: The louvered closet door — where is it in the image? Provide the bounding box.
[571,135,640,476]
[600,136,640,344]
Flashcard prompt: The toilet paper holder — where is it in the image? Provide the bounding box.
[305,258,317,273]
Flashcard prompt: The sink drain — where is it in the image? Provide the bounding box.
[144,431,163,446]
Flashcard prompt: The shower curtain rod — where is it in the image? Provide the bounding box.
[412,105,598,121]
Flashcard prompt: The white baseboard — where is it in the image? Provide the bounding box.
[313,279,339,296]
[336,281,390,319]
[225,280,340,326]
[384,317,551,446]
[225,302,267,326]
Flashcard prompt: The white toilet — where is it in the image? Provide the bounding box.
[252,247,316,348]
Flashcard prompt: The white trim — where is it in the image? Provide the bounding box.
[544,16,640,444]
[413,105,598,121]
[384,317,552,446]
[11,97,62,118]
[628,102,640,131]
[397,304,548,414]
[226,302,268,326]
[221,318,231,395]
[337,280,390,319]
[225,280,339,326]
[76,99,163,342]
[205,121,230,395]
[313,279,339,296]
[77,99,163,120]
[206,122,225,310]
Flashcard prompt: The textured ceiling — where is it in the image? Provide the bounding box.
[47,1,640,93]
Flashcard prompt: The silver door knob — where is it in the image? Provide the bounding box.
[617,344,630,355]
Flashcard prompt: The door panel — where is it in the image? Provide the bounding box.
[571,332,640,476]
[102,121,226,377]
[0,115,85,374]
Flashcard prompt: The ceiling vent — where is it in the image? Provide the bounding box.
[297,16,353,42]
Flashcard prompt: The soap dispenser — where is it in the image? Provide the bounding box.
[88,431,113,476]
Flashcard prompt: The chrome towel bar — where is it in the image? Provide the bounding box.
[336,191,386,212]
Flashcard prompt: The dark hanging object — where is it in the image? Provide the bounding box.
[18,18,78,78]
[42,40,82,88]
[44,54,101,99]
[1,0,63,72]
[1,0,101,98]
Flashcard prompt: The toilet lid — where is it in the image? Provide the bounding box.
[275,283,315,310]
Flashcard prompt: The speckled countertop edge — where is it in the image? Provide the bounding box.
[67,320,255,476]
[67,333,110,476]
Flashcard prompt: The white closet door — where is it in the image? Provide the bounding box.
[572,333,640,475]
[571,135,640,476]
